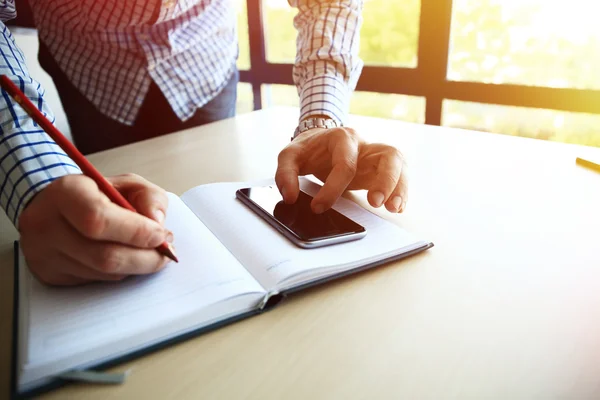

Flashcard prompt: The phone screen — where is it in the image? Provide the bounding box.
[237,186,366,243]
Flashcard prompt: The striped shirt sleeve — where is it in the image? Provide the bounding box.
[0,21,81,226]
[289,0,364,126]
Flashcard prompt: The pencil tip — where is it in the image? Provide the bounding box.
[162,243,179,263]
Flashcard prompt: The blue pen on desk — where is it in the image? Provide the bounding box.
[576,157,600,174]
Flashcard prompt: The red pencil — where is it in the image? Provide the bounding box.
[0,75,178,263]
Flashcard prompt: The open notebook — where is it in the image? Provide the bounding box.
[13,177,433,397]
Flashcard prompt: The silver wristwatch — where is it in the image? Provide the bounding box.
[292,117,339,140]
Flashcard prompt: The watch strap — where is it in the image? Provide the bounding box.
[292,117,339,140]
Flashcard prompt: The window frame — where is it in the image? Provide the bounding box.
[242,0,600,124]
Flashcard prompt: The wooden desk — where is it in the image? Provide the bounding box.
[2,107,600,399]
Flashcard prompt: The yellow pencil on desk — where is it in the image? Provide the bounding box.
[576,157,600,174]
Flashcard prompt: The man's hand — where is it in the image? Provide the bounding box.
[276,126,408,214]
[19,174,173,286]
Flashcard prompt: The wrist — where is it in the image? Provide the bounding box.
[300,114,331,123]
[293,116,339,140]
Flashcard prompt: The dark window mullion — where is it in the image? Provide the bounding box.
[443,81,600,115]
[251,84,262,110]
[246,0,269,110]
[417,0,454,126]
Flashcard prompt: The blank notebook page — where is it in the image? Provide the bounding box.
[22,193,264,369]
[182,178,425,291]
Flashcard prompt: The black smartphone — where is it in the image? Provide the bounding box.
[236,185,367,248]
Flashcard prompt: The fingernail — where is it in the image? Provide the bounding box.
[153,209,165,224]
[391,196,402,211]
[372,191,385,207]
[166,231,174,243]
[314,204,325,214]
[281,186,288,200]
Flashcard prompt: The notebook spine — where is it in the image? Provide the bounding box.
[258,290,284,311]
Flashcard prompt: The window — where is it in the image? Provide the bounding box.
[262,0,422,67]
[448,0,600,89]
[238,0,600,147]
[237,83,255,114]
[361,0,420,67]
[262,84,298,108]
[351,92,425,123]
[443,101,600,147]
[235,0,251,70]
[263,0,296,63]
[262,85,426,124]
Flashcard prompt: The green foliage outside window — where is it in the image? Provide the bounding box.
[236,0,600,147]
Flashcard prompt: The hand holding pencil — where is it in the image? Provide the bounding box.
[1,75,178,286]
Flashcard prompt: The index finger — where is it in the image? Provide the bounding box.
[108,173,169,225]
[55,178,168,248]
[311,133,359,213]
[275,145,301,204]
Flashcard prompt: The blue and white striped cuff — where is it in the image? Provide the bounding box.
[0,137,81,226]
[299,75,350,126]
